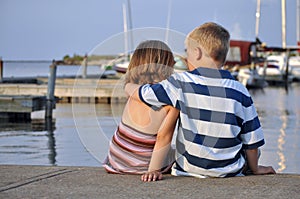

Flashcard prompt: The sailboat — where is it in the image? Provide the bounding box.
[292,0,300,80]
[113,56,130,73]
[236,67,268,88]
[113,2,131,73]
[227,0,267,89]
[114,0,187,74]
[289,56,300,80]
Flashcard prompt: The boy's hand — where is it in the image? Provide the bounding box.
[245,148,276,175]
[253,165,276,175]
[141,171,163,182]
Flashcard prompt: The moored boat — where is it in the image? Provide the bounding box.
[289,56,300,80]
[113,61,129,73]
[237,67,268,88]
[257,54,293,84]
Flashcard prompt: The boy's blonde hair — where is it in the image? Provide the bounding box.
[186,22,230,64]
[124,40,175,85]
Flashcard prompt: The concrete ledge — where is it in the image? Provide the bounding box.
[0,165,299,199]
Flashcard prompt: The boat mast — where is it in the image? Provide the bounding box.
[122,3,129,61]
[281,0,286,48]
[255,0,261,39]
[165,0,172,43]
[297,0,300,46]
[127,0,134,51]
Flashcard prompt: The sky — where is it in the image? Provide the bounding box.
[0,0,298,60]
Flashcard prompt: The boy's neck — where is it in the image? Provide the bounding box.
[188,58,222,71]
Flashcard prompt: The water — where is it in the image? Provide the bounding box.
[249,83,300,174]
[2,61,104,78]
[0,103,125,167]
[0,62,299,173]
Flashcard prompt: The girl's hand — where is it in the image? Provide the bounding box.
[141,171,163,182]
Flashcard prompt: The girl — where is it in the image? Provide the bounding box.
[103,40,179,181]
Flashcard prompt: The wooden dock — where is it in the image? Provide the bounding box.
[0,59,127,122]
[0,77,127,121]
[0,77,127,104]
[0,95,47,122]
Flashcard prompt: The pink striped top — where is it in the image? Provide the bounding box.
[103,121,158,174]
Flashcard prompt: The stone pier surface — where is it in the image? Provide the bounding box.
[0,165,299,199]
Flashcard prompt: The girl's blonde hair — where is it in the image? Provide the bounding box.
[124,40,175,85]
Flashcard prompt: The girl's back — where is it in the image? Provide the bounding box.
[122,99,169,135]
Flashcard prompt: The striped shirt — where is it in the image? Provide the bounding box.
[103,121,156,174]
[138,67,265,177]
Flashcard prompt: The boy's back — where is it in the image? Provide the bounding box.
[139,67,264,177]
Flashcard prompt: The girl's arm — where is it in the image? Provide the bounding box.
[141,106,179,182]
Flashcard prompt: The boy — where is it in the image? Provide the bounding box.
[125,22,275,178]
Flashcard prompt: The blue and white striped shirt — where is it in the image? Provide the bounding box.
[138,67,265,177]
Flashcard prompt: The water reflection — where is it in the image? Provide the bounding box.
[0,118,57,166]
[277,111,287,172]
[45,118,57,165]
[249,83,300,174]
[277,88,290,173]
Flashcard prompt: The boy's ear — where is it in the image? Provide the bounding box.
[195,47,202,60]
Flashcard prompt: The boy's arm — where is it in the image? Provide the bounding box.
[126,77,178,109]
[245,149,276,175]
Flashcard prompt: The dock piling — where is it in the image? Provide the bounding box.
[0,58,3,83]
[82,54,87,79]
[45,60,57,118]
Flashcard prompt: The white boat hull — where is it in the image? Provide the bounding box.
[113,62,129,73]
[237,68,267,88]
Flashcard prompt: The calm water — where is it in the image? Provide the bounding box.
[0,103,124,167]
[2,61,104,78]
[249,83,300,174]
[0,61,299,174]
